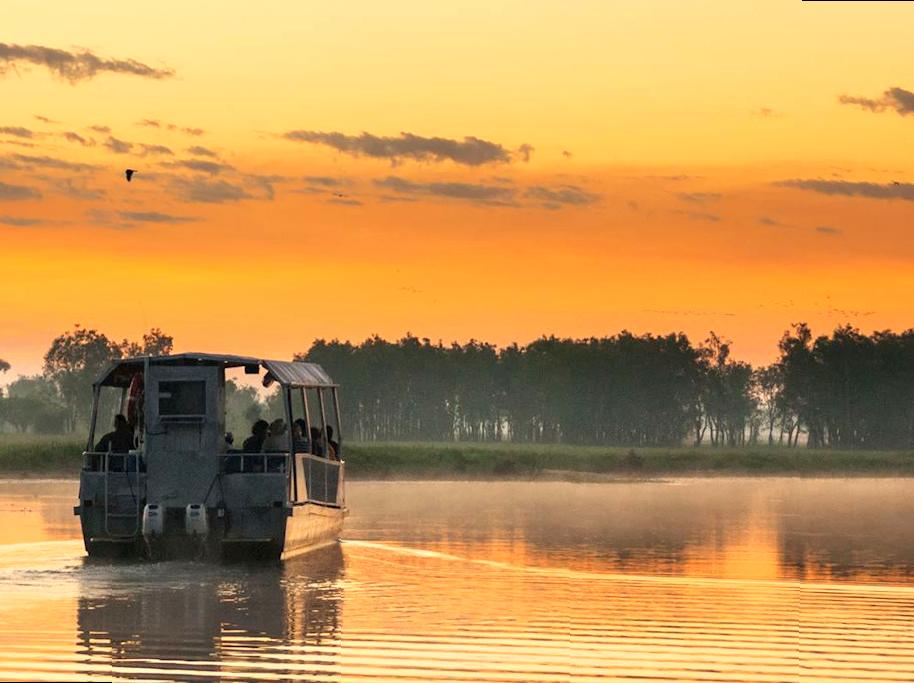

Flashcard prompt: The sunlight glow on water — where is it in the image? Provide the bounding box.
[0,478,912,681]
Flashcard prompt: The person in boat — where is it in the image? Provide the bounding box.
[243,419,269,452]
[292,419,310,453]
[326,425,340,459]
[263,418,288,451]
[94,414,134,453]
[309,427,325,457]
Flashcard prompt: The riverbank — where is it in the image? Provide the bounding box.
[2,435,914,478]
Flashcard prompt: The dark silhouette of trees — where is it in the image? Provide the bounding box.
[6,322,914,448]
[0,324,177,433]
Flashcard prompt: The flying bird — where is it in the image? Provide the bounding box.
[125,169,136,182]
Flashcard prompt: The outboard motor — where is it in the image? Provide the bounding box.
[185,504,209,537]
[142,503,164,559]
[142,504,163,537]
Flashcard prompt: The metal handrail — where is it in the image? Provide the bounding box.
[221,452,290,474]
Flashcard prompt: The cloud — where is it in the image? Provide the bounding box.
[0,214,46,227]
[678,210,722,222]
[754,107,780,118]
[118,211,200,224]
[0,126,35,139]
[303,175,349,187]
[88,125,111,134]
[374,175,518,206]
[139,143,173,156]
[103,136,172,156]
[524,185,599,207]
[7,153,97,172]
[104,136,132,154]
[562,150,573,158]
[516,144,534,163]
[677,192,722,204]
[815,225,842,236]
[758,215,792,228]
[284,130,526,166]
[186,145,218,158]
[775,178,914,201]
[839,87,914,116]
[327,198,363,206]
[0,42,174,83]
[169,177,255,203]
[43,177,105,200]
[137,120,205,136]
[0,181,41,200]
[33,115,57,124]
[61,131,93,146]
[164,159,233,175]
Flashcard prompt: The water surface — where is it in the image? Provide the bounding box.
[0,478,913,681]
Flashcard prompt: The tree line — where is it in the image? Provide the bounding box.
[3,323,914,449]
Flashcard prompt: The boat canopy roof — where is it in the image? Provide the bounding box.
[94,353,336,389]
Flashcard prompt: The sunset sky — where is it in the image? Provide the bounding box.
[3,0,914,379]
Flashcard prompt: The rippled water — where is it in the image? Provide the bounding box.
[1,478,913,681]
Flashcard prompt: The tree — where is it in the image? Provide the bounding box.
[42,325,176,432]
[0,358,9,374]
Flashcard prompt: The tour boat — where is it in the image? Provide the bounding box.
[74,353,347,560]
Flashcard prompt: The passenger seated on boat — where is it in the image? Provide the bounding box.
[263,418,288,451]
[242,419,269,452]
[94,414,134,453]
[292,420,310,454]
[310,427,325,457]
[327,426,340,460]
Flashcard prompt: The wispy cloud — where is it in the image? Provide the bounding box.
[44,177,105,200]
[284,130,529,166]
[374,176,518,206]
[163,159,233,175]
[0,126,35,139]
[0,214,47,227]
[0,181,41,200]
[186,145,218,158]
[839,87,914,116]
[88,125,111,134]
[137,119,205,136]
[815,225,843,236]
[103,136,172,156]
[61,131,93,146]
[33,115,57,124]
[679,210,722,222]
[758,215,792,228]
[0,42,174,83]
[118,211,200,224]
[327,197,363,207]
[775,178,914,201]
[525,185,599,207]
[169,177,255,203]
[677,192,722,204]
[6,153,97,172]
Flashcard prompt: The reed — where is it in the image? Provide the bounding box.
[1,434,913,477]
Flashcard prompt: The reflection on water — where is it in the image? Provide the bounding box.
[0,478,913,681]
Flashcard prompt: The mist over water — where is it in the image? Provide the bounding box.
[1,478,913,681]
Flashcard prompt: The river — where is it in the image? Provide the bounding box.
[0,477,913,682]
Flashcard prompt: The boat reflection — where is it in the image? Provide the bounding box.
[76,544,343,681]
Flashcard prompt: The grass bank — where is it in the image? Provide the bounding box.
[2,434,914,478]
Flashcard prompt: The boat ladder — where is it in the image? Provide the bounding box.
[103,452,143,539]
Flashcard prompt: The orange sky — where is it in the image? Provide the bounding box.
[3,0,914,378]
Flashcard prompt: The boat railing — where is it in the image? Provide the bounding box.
[82,451,146,473]
[221,452,289,474]
[294,451,343,506]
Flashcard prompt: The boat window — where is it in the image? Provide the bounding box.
[290,388,309,453]
[89,384,128,449]
[158,380,206,417]
[322,387,342,458]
